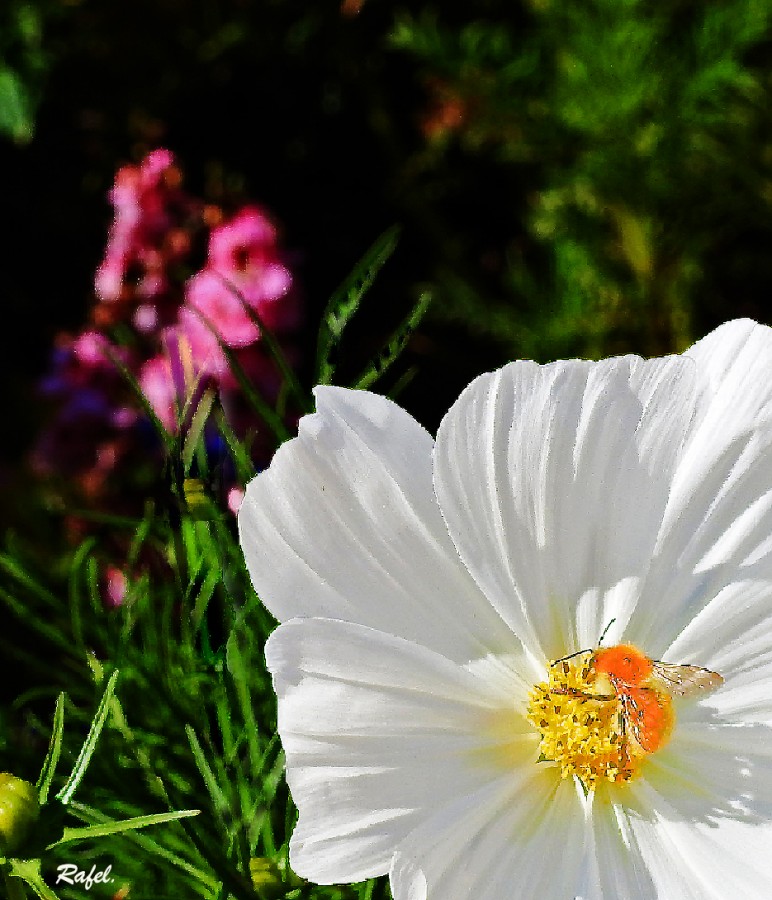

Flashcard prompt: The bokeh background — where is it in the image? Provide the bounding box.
[5,0,772,498]
[1,2,772,897]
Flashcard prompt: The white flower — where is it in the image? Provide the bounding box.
[238,319,772,899]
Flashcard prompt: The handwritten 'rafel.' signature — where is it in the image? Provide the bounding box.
[55,863,114,890]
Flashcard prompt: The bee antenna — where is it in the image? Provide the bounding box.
[598,618,616,646]
[551,648,592,666]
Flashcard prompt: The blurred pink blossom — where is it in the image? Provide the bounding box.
[133,304,159,333]
[73,330,116,368]
[208,205,277,267]
[139,325,218,434]
[94,149,190,308]
[227,486,245,516]
[206,207,298,332]
[37,148,301,515]
[185,270,260,348]
[177,306,228,376]
[138,355,178,432]
[103,565,127,608]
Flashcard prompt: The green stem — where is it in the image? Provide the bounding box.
[3,870,27,900]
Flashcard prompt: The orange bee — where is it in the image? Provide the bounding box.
[553,641,724,754]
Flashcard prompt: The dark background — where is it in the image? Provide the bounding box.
[3,0,772,494]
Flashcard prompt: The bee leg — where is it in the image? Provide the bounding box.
[551,688,615,702]
[617,701,633,767]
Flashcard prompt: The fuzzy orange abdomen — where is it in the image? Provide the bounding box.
[624,685,674,753]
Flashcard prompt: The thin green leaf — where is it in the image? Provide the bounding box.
[68,538,97,653]
[127,501,158,569]
[47,809,200,849]
[316,226,401,385]
[183,387,216,474]
[67,802,217,890]
[213,406,255,483]
[7,859,60,900]
[213,273,311,414]
[225,635,261,771]
[185,725,230,817]
[0,554,61,608]
[188,306,291,441]
[3,868,29,900]
[104,345,176,452]
[220,343,290,441]
[36,692,65,804]
[388,364,418,400]
[352,290,432,390]
[0,585,75,653]
[57,670,120,806]
[0,68,34,144]
[190,565,221,630]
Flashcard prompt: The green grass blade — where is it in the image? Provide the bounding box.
[67,802,217,890]
[183,388,217,474]
[185,725,230,819]
[316,226,401,385]
[213,407,255,483]
[36,692,65,804]
[213,273,311,414]
[68,538,98,653]
[186,306,291,442]
[105,345,176,452]
[0,554,61,608]
[7,859,61,900]
[219,342,291,442]
[56,670,120,806]
[352,290,432,390]
[47,809,200,849]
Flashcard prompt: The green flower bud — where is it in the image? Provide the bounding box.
[249,857,304,898]
[250,857,282,897]
[0,774,40,856]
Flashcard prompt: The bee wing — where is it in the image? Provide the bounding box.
[619,691,656,753]
[650,661,723,697]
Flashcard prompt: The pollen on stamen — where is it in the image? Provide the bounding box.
[526,652,642,788]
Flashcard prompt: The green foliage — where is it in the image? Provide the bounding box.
[0,244,421,897]
[5,1,772,893]
[390,0,772,359]
[0,677,198,899]
[0,0,61,143]
[316,227,402,387]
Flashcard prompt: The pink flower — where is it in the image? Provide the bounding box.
[73,331,116,368]
[139,355,178,432]
[133,304,159,333]
[139,326,217,433]
[140,148,176,186]
[208,206,277,270]
[185,270,259,348]
[94,252,127,303]
[103,565,127,608]
[207,207,298,332]
[227,486,245,515]
[177,307,228,376]
[94,149,189,304]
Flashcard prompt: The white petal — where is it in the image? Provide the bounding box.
[583,706,772,899]
[266,618,535,884]
[621,784,772,899]
[589,783,772,900]
[390,772,588,900]
[433,356,696,661]
[643,704,772,826]
[630,320,772,655]
[239,385,515,662]
[581,788,659,900]
[662,579,772,723]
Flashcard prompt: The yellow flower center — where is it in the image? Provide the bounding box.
[526,653,650,789]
